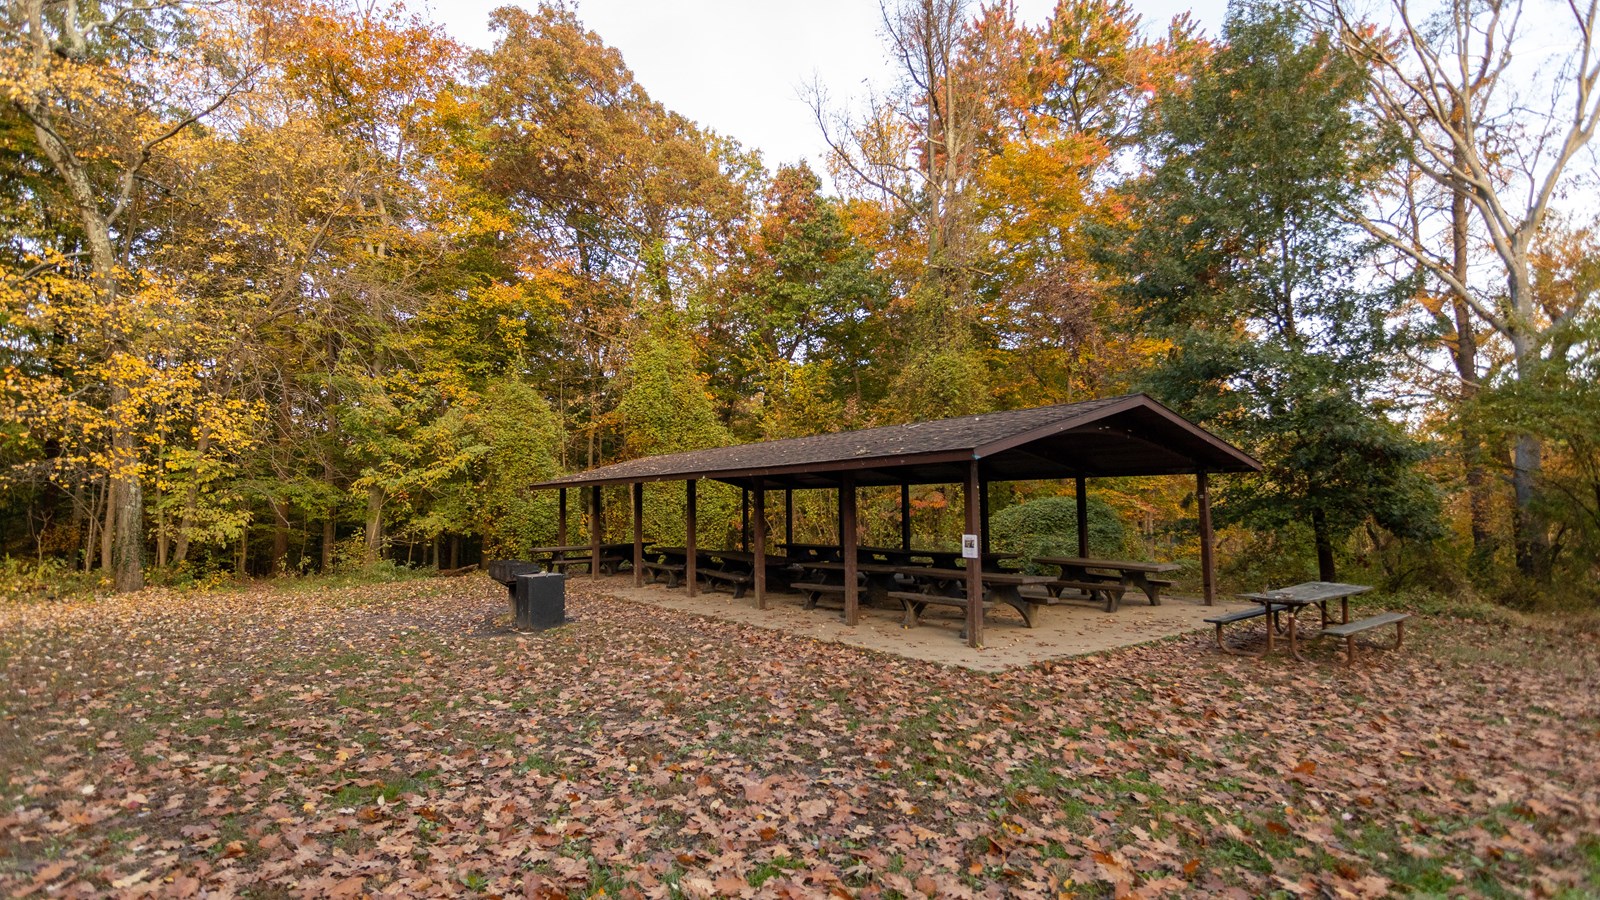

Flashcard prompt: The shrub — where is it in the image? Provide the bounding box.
[990,496,1128,573]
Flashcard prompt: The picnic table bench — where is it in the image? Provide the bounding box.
[1023,578,1129,612]
[699,567,753,597]
[640,560,687,587]
[782,543,1020,570]
[886,590,996,629]
[1320,612,1410,666]
[649,547,795,597]
[790,580,847,609]
[1032,556,1181,610]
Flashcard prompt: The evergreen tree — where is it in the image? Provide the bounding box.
[1108,0,1440,580]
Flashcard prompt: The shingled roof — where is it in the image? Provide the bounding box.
[533,393,1259,490]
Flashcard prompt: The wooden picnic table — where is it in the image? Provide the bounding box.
[892,566,1056,630]
[792,560,903,608]
[529,543,643,575]
[781,542,842,561]
[1219,581,1374,660]
[647,547,796,597]
[782,543,1018,569]
[1032,556,1181,609]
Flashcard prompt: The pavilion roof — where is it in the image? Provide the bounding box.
[532,393,1260,490]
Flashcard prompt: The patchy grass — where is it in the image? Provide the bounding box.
[0,577,1596,897]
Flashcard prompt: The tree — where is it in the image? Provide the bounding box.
[1465,218,1600,589]
[471,379,563,559]
[1322,0,1600,577]
[2,0,260,589]
[617,307,737,546]
[970,0,1205,405]
[1111,0,1441,580]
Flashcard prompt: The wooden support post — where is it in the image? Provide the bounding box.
[589,485,602,580]
[900,483,912,551]
[1075,476,1089,558]
[631,482,644,587]
[686,480,698,597]
[741,488,750,552]
[558,488,568,548]
[836,489,845,544]
[841,475,859,626]
[1198,470,1215,606]
[964,460,984,649]
[784,488,794,550]
[979,477,991,554]
[752,479,767,609]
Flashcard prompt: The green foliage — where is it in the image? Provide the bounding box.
[990,496,1128,571]
[760,360,848,439]
[1109,1,1442,578]
[0,556,101,602]
[472,379,562,559]
[619,310,739,546]
[619,308,734,458]
[1466,313,1600,597]
[884,341,989,423]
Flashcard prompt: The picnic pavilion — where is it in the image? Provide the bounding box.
[529,393,1260,647]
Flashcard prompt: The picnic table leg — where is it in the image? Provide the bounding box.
[1214,613,1269,657]
[1287,608,1308,662]
[1130,572,1160,606]
[990,585,1036,628]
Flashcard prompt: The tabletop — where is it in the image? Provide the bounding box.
[896,566,1054,586]
[531,543,642,555]
[798,560,904,574]
[1033,556,1181,573]
[1238,581,1372,606]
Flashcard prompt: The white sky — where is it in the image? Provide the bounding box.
[414,0,1231,172]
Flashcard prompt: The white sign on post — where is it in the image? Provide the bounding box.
[961,534,979,559]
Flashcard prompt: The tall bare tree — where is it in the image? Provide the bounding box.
[1323,0,1600,575]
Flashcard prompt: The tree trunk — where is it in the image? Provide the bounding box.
[322,519,336,572]
[153,466,167,569]
[1512,431,1546,576]
[80,487,97,573]
[365,485,384,563]
[270,498,290,575]
[1446,127,1494,570]
[100,477,114,571]
[1312,507,1337,582]
[1508,316,1548,577]
[174,431,209,565]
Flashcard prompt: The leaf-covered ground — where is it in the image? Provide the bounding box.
[1,577,1596,898]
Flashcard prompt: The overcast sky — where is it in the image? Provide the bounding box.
[413,0,1231,172]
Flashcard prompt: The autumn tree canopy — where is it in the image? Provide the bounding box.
[1,0,1594,602]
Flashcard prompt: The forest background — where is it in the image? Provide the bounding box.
[2,0,1596,605]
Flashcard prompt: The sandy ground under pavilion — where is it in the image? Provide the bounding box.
[577,572,1257,672]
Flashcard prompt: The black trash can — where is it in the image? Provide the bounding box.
[514,572,566,631]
